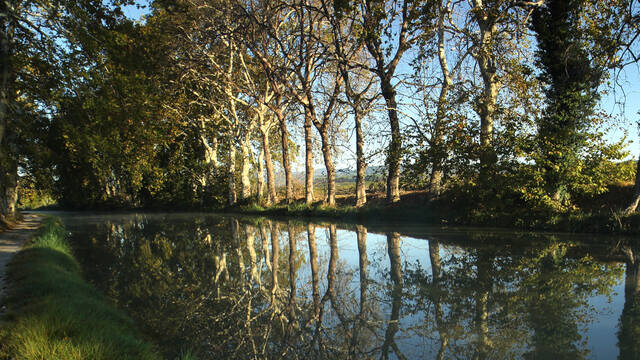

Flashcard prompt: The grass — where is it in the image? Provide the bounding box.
[0,217,163,360]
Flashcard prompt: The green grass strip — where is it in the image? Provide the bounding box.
[0,217,161,360]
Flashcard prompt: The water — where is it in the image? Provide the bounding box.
[55,212,640,359]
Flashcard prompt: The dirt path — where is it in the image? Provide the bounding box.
[0,213,43,299]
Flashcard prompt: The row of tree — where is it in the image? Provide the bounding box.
[2,0,640,213]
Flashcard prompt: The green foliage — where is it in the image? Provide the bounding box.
[531,0,622,205]
[17,182,57,210]
[0,217,161,360]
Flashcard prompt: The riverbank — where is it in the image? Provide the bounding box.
[228,188,640,234]
[0,217,162,360]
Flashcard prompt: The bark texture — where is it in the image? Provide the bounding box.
[304,112,314,204]
[275,99,293,203]
[228,143,237,205]
[625,158,640,214]
[355,110,367,207]
[472,0,500,181]
[429,3,452,200]
[240,132,252,200]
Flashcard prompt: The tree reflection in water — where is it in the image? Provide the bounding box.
[618,243,640,360]
[66,214,627,359]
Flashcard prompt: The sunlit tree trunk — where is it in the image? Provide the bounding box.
[199,131,219,193]
[362,0,416,204]
[304,111,315,204]
[625,157,640,214]
[240,132,252,200]
[260,122,277,205]
[201,131,218,167]
[354,108,367,207]
[380,76,402,204]
[228,142,237,205]
[1,166,17,219]
[326,3,369,207]
[429,2,453,200]
[471,0,500,182]
[275,96,294,203]
[318,127,336,206]
[257,145,265,200]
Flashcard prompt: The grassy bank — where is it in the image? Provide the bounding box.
[0,217,161,360]
[229,189,640,234]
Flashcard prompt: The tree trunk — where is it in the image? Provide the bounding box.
[0,0,11,146]
[473,3,499,182]
[479,72,499,182]
[380,76,401,203]
[257,145,265,202]
[240,132,252,200]
[199,134,218,195]
[429,5,452,201]
[355,110,367,207]
[1,167,17,219]
[319,128,336,206]
[274,95,293,203]
[202,134,218,167]
[261,125,277,205]
[304,110,314,204]
[0,8,16,219]
[228,142,237,205]
[625,158,640,214]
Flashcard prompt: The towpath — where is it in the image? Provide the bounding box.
[0,213,43,299]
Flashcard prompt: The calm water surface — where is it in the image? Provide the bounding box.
[56,212,640,359]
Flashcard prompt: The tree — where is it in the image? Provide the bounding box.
[531,0,606,204]
[359,0,423,203]
[327,0,378,207]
